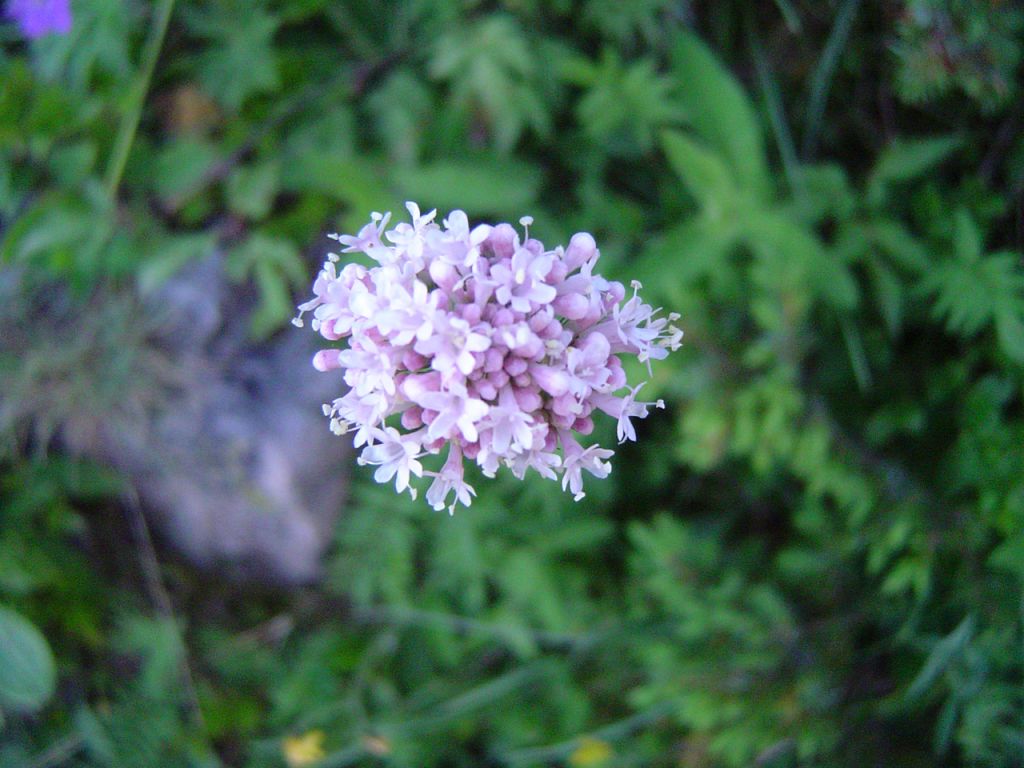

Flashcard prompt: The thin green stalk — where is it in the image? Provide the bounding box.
[772,0,802,33]
[499,701,676,766]
[391,664,544,733]
[25,734,84,768]
[314,664,546,768]
[802,0,860,160]
[840,314,872,391]
[353,603,591,651]
[104,0,176,199]
[747,20,804,200]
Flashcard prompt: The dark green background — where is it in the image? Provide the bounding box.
[2,1,1023,766]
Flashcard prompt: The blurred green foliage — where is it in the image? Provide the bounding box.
[2,0,1024,766]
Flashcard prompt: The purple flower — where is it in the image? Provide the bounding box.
[297,203,682,510]
[6,0,71,38]
[482,385,536,456]
[413,385,490,444]
[559,432,614,502]
[357,427,424,496]
[489,246,557,313]
[414,315,491,378]
[425,444,476,514]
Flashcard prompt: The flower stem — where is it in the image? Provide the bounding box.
[104,0,176,199]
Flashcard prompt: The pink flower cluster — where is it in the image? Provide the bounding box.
[295,204,681,513]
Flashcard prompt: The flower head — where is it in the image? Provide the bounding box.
[6,0,71,38]
[297,204,681,510]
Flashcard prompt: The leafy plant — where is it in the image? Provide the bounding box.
[1,1,1023,766]
[0,606,56,717]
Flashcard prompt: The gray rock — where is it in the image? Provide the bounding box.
[67,255,349,585]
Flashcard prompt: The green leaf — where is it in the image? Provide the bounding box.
[48,141,98,186]
[226,160,280,220]
[279,152,394,229]
[136,232,218,295]
[563,50,684,153]
[397,158,542,217]
[660,129,736,212]
[867,136,961,205]
[988,535,1024,577]
[185,1,280,110]
[634,217,740,307]
[0,193,95,265]
[430,15,550,152]
[0,188,119,287]
[151,138,218,204]
[226,233,305,338]
[905,615,974,701]
[113,617,184,696]
[75,706,118,765]
[795,164,855,222]
[250,259,293,339]
[670,32,769,200]
[0,606,56,714]
[870,219,930,272]
[744,210,858,312]
[995,303,1024,362]
[283,107,357,161]
[30,0,134,91]
[368,70,432,165]
[925,251,1024,340]
[868,259,904,336]
[952,208,982,263]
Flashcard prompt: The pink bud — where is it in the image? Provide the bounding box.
[541,319,564,339]
[473,279,494,306]
[572,415,594,434]
[505,356,528,376]
[403,350,428,370]
[517,336,544,359]
[488,369,510,389]
[484,347,506,373]
[607,359,627,390]
[401,372,441,401]
[549,259,568,283]
[576,302,603,329]
[551,411,575,429]
[513,386,543,412]
[530,364,569,396]
[486,223,518,259]
[401,407,424,430]
[320,320,346,340]
[528,307,553,332]
[493,308,514,327]
[551,392,579,416]
[553,293,590,320]
[313,349,342,371]
[606,280,626,304]
[429,260,459,291]
[564,232,596,271]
